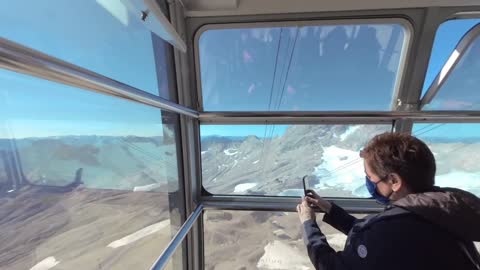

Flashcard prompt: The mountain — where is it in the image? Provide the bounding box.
[0,135,177,192]
[201,125,480,197]
[2,125,480,197]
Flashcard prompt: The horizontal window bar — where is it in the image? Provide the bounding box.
[150,204,204,270]
[0,37,199,118]
[199,111,480,124]
[202,196,383,213]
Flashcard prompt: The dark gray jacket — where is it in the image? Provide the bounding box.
[303,187,480,270]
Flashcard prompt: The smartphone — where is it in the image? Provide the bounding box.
[302,175,308,196]
[302,175,321,211]
[302,175,316,196]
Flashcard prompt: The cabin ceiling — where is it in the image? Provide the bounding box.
[180,0,480,17]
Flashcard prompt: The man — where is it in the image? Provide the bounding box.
[297,132,480,270]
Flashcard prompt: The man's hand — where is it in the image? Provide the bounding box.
[297,198,315,224]
[305,190,332,214]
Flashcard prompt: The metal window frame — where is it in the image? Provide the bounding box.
[184,6,480,210]
[193,17,413,113]
[199,111,480,124]
[202,196,384,213]
[420,22,480,109]
[183,8,480,270]
[0,37,199,118]
[168,2,205,270]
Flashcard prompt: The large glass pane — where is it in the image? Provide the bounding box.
[204,210,366,270]
[413,123,480,196]
[0,69,183,269]
[198,22,407,111]
[423,21,480,110]
[422,19,480,96]
[0,0,176,98]
[201,124,391,196]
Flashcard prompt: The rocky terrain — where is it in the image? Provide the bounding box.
[204,210,365,270]
[1,126,479,269]
[0,186,179,270]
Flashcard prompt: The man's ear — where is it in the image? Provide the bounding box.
[389,173,404,192]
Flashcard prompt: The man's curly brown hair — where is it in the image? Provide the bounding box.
[360,132,436,193]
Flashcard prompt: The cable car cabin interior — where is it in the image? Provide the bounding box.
[1,0,480,269]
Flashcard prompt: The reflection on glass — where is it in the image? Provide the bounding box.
[424,34,480,110]
[0,0,175,97]
[204,210,366,270]
[0,70,183,269]
[199,23,407,111]
[413,124,480,196]
[200,124,391,197]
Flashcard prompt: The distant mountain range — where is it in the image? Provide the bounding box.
[200,125,480,197]
[1,126,479,197]
[0,135,177,193]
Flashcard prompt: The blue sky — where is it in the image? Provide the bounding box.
[0,1,479,139]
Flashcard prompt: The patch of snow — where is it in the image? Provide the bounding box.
[313,145,480,198]
[224,148,238,156]
[277,189,303,197]
[201,151,208,155]
[133,183,162,192]
[30,257,59,270]
[435,171,480,193]
[253,160,260,164]
[107,220,170,248]
[232,160,238,168]
[234,183,257,193]
[314,145,365,196]
[257,241,311,270]
[340,126,361,141]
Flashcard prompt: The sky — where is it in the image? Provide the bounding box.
[0,1,479,139]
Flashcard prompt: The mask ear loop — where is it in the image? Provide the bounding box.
[382,174,395,199]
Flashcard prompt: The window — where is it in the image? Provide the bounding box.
[198,21,409,111]
[422,19,480,110]
[413,123,480,196]
[0,0,176,98]
[204,210,366,270]
[422,19,480,96]
[0,70,184,269]
[0,148,7,192]
[201,124,391,196]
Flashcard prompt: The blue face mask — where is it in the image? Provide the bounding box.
[365,176,391,205]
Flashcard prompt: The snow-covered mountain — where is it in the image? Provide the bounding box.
[201,125,480,197]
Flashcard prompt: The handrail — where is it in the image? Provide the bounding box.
[0,37,199,118]
[149,204,204,270]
